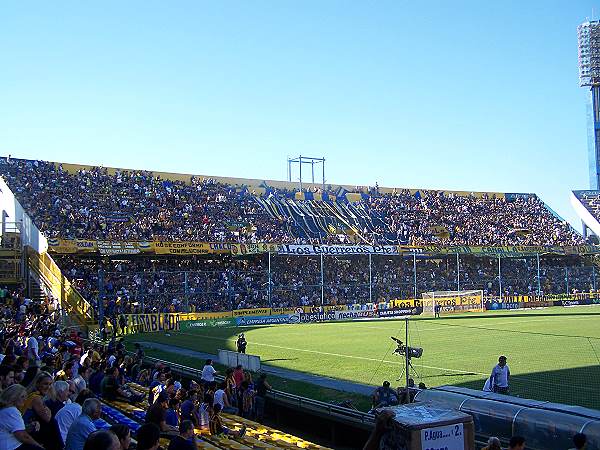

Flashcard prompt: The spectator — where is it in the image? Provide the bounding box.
[64,398,102,450]
[180,390,199,426]
[166,397,180,427]
[167,420,197,450]
[0,384,44,449]
[0,365,15,389]
[201,360,216,384]
[44,380,70,417]
[482,436,502,450]
[109,424,131,450]
[569,433,587,450]
[508,436,526,450]
[254,373,271,422]
[136,423,161,450]
[209,404,245,437]
[198,393,212,431]
[372,381,398,409]
[145,392,178,433]
[73,366,91,394]
[214,382,237,414]
[21,372,62,450]
[83,430,120,450]
[55,389,96,444]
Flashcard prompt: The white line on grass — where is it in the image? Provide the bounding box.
[176,331,486,376]
[169,331,599,392]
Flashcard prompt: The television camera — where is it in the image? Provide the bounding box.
[390,336,423,359]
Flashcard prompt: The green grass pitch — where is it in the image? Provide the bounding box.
[129,306,600,410]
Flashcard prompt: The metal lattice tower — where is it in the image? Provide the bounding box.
[578,21,600,189]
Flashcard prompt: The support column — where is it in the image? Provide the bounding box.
[184,271,189,312]
[320,254,325,307]
[368,253,373,304]
[536,253,541,296]
[456,253,460,292]
[498,257,502,301]
[268,252,272,307]
[413,253,417,300]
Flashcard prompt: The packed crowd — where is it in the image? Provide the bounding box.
[0,157,584,246]
[0,285,273,450]
[53,254,598,314]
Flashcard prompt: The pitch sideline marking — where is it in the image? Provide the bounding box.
[175,331,486,375]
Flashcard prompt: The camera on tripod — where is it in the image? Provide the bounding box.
[391,336,423,359]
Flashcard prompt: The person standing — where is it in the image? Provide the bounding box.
[490,355,510,394]
[236,334,247,354]
[200,360,216,385]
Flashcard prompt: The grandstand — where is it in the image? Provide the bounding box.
[3,156,600,449]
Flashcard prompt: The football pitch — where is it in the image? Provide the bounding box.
[130,306,600,410]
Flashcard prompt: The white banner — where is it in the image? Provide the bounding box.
[277,244,401,256]
[334,309,376,320]
[421,423,463,450]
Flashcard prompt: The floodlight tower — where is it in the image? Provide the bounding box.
[578,21,600,189]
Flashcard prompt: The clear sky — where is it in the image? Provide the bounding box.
[1,1,597,230]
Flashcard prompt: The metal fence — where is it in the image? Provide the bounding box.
[91,253,600,314]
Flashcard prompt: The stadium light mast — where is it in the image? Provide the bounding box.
[287,155,326,191]
[578,20,600,189]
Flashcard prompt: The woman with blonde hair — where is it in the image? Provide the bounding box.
[22,371,62,450]
[0,384,44,449]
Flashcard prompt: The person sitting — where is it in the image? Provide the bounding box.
[145,392,178,433]
[100,366,143,403]
[508,436,526,450]
[167,420,197,450]
[64,398,102,450]
[397,379,417,404]
[0,384,44,449]
[44,380,70,417]
[21,372,62,450]
[482,436,502,450]
[372,381,398,409]
[165,397,180,428]
[109,424,131,450]
[209,404,245,437]
[56,389,96,444]
[83,429,120,450]
[136,423,161,450]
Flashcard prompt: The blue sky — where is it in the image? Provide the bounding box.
[1,1,596,229]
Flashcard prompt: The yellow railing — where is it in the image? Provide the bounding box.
[26,247,95,325]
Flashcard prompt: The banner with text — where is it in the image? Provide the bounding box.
[153,241,231,255]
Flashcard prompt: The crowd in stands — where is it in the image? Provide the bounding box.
[0,157,584,246]
[54,254,597,314]
[0,284,277,450]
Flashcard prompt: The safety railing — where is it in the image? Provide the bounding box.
[27,247,94,325]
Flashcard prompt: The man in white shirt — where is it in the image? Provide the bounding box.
[214,382,238,414]
[56,390,95,443]
[201,359,217,384]
[490,355,510,394]
[26,334,39,366]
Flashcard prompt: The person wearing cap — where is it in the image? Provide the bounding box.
[490,355,510,394]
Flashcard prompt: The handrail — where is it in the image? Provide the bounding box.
[26,247,95,322]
